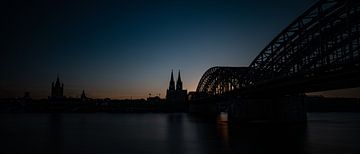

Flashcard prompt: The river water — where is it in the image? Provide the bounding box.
[0,113,359,154]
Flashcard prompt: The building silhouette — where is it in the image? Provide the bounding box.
[166,70,188,111]
[81,89,87,101]
[50,75,64,100]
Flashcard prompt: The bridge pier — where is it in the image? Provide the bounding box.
[188,101,218,116]
[228,96,307,124]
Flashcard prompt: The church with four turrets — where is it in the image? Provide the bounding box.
[50,75,64,100]
[166,70,188,111]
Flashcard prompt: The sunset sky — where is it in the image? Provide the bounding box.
[4,0,358,99]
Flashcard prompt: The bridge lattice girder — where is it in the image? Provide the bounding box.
[196,0,360,96]
[196,67,248,95]
[246,0,360,87]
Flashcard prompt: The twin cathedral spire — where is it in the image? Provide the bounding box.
[166,70,188,111]
[168,70,183,91]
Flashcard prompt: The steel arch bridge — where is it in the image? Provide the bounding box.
[196,67,249,95]
[196,0,360,96]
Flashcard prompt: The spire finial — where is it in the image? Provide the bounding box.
[177,70,181,82]
[57,73,60,82]
[81,89,86,100]
[170,69,174,82]
[176,69,183,91]
[169,69,175,91]
[55,73,61,86]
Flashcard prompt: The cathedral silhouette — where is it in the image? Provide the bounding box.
[166,70,188,111]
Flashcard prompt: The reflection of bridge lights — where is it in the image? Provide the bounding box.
[217,112,230,147]
[217,112,228,122]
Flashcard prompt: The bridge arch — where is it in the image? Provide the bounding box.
[246,0,360,87]
[196,0,360,96]
[196,67,249,95]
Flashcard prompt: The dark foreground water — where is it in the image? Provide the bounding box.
[0,113,360,154]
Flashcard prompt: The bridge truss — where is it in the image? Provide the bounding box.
[196,0,360,96]
[196,67,248,95]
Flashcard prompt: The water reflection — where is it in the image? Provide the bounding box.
[166,114,185,154]
[187,113,308,154]
[0,113,360,153]
[47,114,64,154]
[217,113,229,147]
[227,123,308,154]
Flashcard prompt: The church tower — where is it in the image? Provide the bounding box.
[166,69,188,111]
[51,75,64,99]
[81,89,87,101]
[168,70,175,91]
[176,70,183,91]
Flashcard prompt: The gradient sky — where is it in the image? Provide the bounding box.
[5,0,357,99]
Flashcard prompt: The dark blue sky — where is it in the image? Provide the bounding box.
[4,0,343,99]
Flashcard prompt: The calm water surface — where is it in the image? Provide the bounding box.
[0,113,360,154]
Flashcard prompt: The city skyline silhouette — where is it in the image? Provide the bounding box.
[3,0,359,99]
[2,0,316,99]
[2,0,360,154]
